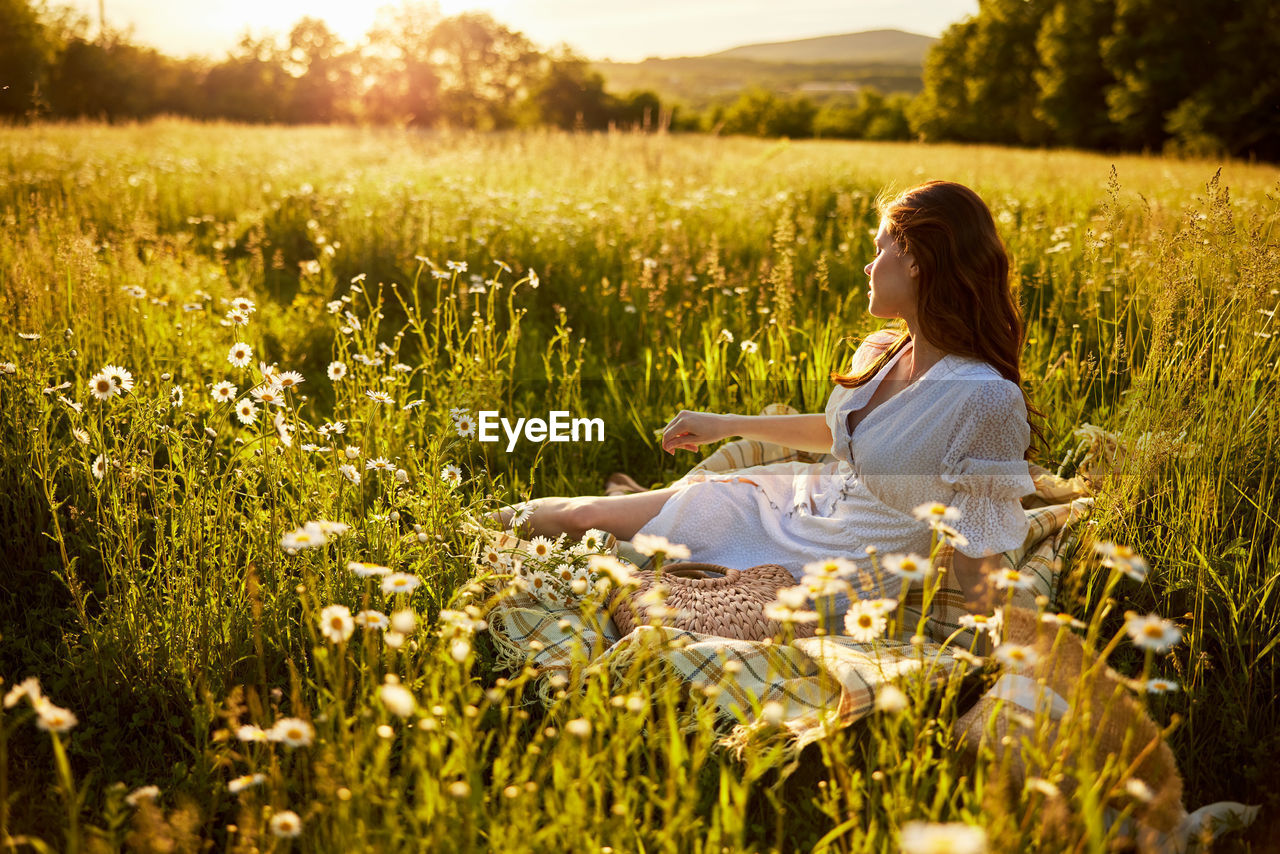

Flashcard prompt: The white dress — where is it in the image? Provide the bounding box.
[634,334,1039,616]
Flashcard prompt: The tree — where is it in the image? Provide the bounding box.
[285,17,354,123]
[0,0,62,117]
[364,1,444,126]
[427,12,540,130]
[719,88,815,138]
[1033,0,1119,149]
[530,51,612,130]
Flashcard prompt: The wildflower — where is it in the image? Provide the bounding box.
[235,724,268,742]
[384,631,406,649]
[440,464,462,487]
[565,718,592,738]
[235,399,259,425]
[1124,613,1183,653]
[226,309,249,326]
[211,381,237,403]
[1093,541,1150,582]
[994,643,1039,672]
[169,385,184,408]
[273,411,293,446]
[447,260,467,272]
[269,810,303,838]
[327,361,347,381]
[717,329,734,344]
[913,501,961,524]
[899,821,987,854]
[365,390,394,404]
[17,332,41,340]
[529,269,540,288]
[124,785,160,807]
[379,676,416,718]
[101,364,134,393]
[382,573,421,596]
[450,638,471,661]
[875,684,909,713]
[250,385,285,407]
[228,773,265,794]
[1026,777,1061,798]
[231,297,256,314]
[60,395,83,413]
[349,561,390,578]
[1041,612,1086,630]
[764,586,819,624]
[529,536,555,559]
[92,454,108,480]
[365,457,393,472]
[72,427,90,445]
[883,553,930,583]
[0,362,15,374]
[959,611,1003,644]
[390,609,416,634]
[802,573,852,599]
[1145,678,1180,694]
[319,604,355,643]
[35,702,78,732]
[509,504,533,527]
[276,371,304,390]
[392,362,412,373]
[844,601,888,642]
[630,534,692,560]
[395,468,410,483]
[587,554,635,587]
[227,343,252,368]
[281,526,327,551]
[355,610,389,630]
[339,464,361,485]
[402,400,425,411]
[740,340,759,354]
[455,414,476,437]
[88,372,118,401]
[268,717,314,748]
[991,568,1034,590]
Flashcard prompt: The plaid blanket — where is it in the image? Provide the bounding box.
[484,405,1094,746]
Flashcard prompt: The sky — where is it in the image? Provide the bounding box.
[65,0,980,62]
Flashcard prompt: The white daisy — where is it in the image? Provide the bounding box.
[228,773,265,794]
[844,601,888,642]
[1093,541,1150,582]
[225,309,249,326]
[365,390,394,404]
[276,371,304,390]
[740,340,759,354]
[227,342,253,368]
[1124,613,1183,653]
[390,609,416,634]
[802,557,857,578]
[35,702,78,733]
[1145,678,1180,694]
[250,385,285,407]
[339,464,361,485]
[235,400,259,425]
[319,604,355,643]
[529,536,555,559]
[169,385,184,408]
[379,678,415,718]
[354,609,389,630]
[899,822,987,854]
[911,501,961,524]
[348,561,391,578]
[0,362,15,374]
[883,552,930,583]
[268,717,314,747]
[381,573,421,596]
[101,364,134,393]
[402,399,425,411]
[92,454,108,480]
[365,457,393,472]
[455,415,476,437]
[327,361,347,381]
[211,381,237,403]
[994,643,1039,672]
[235,724,267,742]
[630,534,691,559]
[88,372,118,401]
[440,464,462,487]
[268,810,303,838]
[991,568,1034,590]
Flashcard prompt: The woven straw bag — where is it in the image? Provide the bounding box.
[609,562,816,641]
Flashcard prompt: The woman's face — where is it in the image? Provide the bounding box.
[864,220,919,321]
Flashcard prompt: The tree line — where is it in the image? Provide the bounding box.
[1,0,1275,159]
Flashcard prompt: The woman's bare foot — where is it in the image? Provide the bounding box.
[604,472,648,496]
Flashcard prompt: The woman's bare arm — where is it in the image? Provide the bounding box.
[660,411,833,455]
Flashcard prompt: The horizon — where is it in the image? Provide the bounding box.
[63,0,978,62]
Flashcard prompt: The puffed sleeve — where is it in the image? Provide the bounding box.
[940,380,1037,558]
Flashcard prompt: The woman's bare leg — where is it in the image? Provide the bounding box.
[493,486,682,542]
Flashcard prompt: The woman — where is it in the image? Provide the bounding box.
[496,181,1048,617]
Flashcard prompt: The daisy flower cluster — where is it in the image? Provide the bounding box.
[3,676,78,733]
[484,528,618,607]
[87,363,134,401]
[280,519,351,553]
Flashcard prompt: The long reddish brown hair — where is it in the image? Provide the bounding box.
[831,180,1048,462]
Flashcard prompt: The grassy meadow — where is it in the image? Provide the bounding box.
[1,121,1278,851]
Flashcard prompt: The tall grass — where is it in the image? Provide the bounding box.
[0,121,1276,850]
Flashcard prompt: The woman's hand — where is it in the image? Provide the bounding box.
[660,410,735,454]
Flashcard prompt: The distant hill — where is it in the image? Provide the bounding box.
[592,29,935,109]
[709,29,936,65]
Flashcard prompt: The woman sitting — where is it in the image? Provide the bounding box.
[494,180,1049,621]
